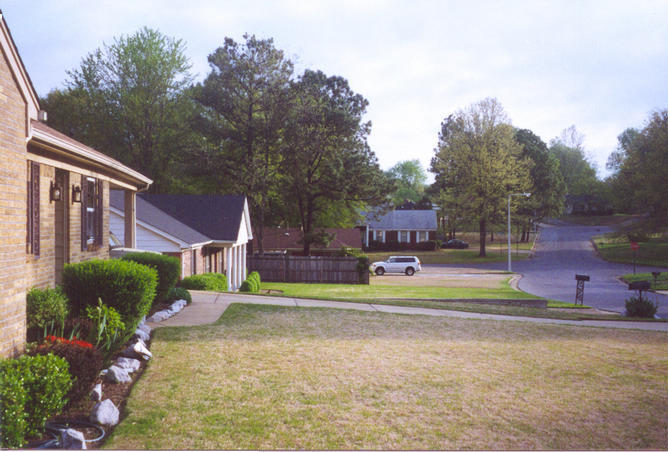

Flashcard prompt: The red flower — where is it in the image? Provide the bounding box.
[45,335,94,349]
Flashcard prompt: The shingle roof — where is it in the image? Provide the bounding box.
[365,209,437,230]
[255,227,363,250]
[110,191,246,244]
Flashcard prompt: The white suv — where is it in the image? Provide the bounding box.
[371,256,421,276]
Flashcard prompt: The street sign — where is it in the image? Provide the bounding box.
[630,241,639,251]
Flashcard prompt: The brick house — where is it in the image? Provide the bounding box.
[109,191,252,291]
[0,12,152,358]
[360,209,438,247]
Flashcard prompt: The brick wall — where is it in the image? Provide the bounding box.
[0,45,28,357]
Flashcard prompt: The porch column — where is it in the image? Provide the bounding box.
[124,191,136,248]
[226,246,233,291]
[242,243,247,281]
[235,245,242,287]
[365,225,369,247]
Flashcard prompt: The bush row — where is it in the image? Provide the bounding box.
[240,271,261,293]
[179,273,227,292]
[367,240,440,251]
[0,353,72,448]
[121,252,180,305]
[167,286,192,305]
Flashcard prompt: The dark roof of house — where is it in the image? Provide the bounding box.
[110,191,247,244]
[254,227,363,250]
[364,209,437,230]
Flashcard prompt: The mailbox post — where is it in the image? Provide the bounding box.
[628,280,651,302]
[575,274,590,305]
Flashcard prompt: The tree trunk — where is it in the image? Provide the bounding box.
[478,218,487,257]
[490,230,494,242]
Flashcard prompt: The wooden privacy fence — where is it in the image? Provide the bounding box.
[247,255,368,284]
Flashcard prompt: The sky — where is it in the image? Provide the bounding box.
[3,0,668,180]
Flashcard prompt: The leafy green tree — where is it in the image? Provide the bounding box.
[431,98,531,257]
[606,111,668,229]
[42,27,194,193]
[280,70,392,255]
[515,128,566,238]
[548,126,599,197]
[386,159,427,206]
[191,35,294,253]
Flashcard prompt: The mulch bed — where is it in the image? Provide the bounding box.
[25,334,154,449]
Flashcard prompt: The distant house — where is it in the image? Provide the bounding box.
[360,209,438,247]
[0,11,152,358]
[252,227,363,255]
[109,191,252,291]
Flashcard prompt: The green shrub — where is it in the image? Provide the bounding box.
[239,280,252,292]
[0,353,72,445]
[625,296,658,318]
[62,259,157,335]
[121,252,180,305]
[0,361,28,448]
[86,298,125,352]
[30,341,103,408]
[179,273,227,292]
[26,287,69,342]
[167,287,192,305]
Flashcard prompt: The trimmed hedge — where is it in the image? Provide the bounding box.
[240,271,261,293]
[167,287,192,305]
[121,252,180,305]
[30,342,103,408]
[26,287,69,342]
[62,259,157,335]
[0,353,72,447]
[179,273,227,292]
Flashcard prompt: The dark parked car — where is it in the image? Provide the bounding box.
[441,239,469,249]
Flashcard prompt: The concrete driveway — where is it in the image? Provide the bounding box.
[428,222,668,317]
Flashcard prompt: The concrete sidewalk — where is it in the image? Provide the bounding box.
[148,290,668,332]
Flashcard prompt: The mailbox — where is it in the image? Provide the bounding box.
[575,274,590,282]
[628,281,651,291]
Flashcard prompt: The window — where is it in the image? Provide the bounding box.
[81,176,103,250]
[27,162,40,256]
[418,231,427,242]
[399,231,408,243]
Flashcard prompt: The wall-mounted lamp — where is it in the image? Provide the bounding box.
[72,185,82,203]
[50,181,63,203]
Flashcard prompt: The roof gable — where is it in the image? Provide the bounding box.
[366,210,437,230]
[0,11,39,120]
[138,193,248,242]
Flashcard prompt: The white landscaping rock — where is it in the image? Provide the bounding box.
[137,322,151,335]
[90,383,102,401]
[106,365,131,383]
[90,399,119,427]
[170,299,187,312]
[115,357,141,373]
[122,339,152,360]
[134,328,150,342]
[60,428,86,449]
[147,310,170,322]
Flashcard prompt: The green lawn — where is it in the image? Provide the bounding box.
[621,272,668,290]
[104,304,668,450]
[593,234,668,267]
[366,246,531,265]
[259,281,651,321]
[262,280,538,301]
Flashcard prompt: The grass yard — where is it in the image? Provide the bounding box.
[621,272,668,290]
[366,246,531,265]
[105,304,668,450]
[259,281,655,321]
[261,279,537,301]
[593,234,668,267]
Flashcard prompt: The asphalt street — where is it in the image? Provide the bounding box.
[428,222,668,318]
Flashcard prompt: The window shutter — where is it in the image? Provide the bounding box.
[31,162,40,256]
[81,175,87,251]
[95,179,103,246]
